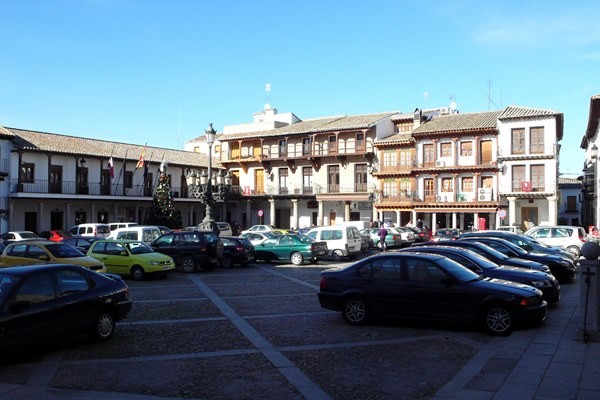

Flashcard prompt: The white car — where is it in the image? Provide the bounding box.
[240,225,287,235]
[388,227,415,245]
[524,225,587,257]
[496,226,524,234]
[0,231,40,242]
[239,231,281,246]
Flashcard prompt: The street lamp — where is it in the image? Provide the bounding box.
[185,123,232,226]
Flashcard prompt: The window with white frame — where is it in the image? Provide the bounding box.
[530,127,544,154]
[383,180,397,198]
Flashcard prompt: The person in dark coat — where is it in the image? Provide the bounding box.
[378,226,388,251]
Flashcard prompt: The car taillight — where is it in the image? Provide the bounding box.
[319,276,326,290]
[235,245,243,252]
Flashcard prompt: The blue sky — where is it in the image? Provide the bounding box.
[1,0,597,176]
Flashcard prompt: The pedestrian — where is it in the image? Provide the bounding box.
[378,225,388,251]
[417,219,423,228]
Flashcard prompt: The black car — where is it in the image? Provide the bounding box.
[400,245,560,304]
[150,231,223,273]
[412,240,552,274]
[61,236,101,252]
[407,227,430,242]
[318,253,547,336]
[460,231,577,263]
[0,264,132,354]
[220,236,255,268]
[458,236,577,283]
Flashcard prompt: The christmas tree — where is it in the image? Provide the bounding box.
[144,170,182,229]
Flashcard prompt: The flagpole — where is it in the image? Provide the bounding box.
[113,149,128,196]
[141,149,154,196]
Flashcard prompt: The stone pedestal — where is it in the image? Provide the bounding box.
[578,259,600,342]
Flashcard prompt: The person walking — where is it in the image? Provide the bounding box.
[378,225,388,251]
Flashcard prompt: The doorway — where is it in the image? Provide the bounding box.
[50,211,63,230]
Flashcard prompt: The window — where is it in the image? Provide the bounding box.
[355,164,367,192]
[481,176,493,188]
[279,168,288,194]
[15,273,55,304]
[302,137,312,155]
[512,128,525,155]
[530,127,544,154]
[423,144,434,165]
[20,163,34,184]
[406,259,448,284]
[383,151,398,167]
[303,167,312,194]
[328,136,337,153]
[461,177,473,192]
[371,258,401,279]
[356,133,365,151]
[460,141,472,156]
[512,165,526,191]
[328,165,340,193]
[383,180,397,198]
[278,139,287,157]
[441,177,453,192]
[566,196,577,212]
[27,245,47,259]
[124,171,133,189]
[531,165,545,191]
[399,178,411,197]
[424,178,434,197]
[57,270,90,296]
[399,150,412,166]
[440,142,452,157]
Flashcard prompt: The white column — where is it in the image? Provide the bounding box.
[507,196,517,226]
[396,210,401,226]
[412,210,417,226]
[452,212,457,229]
[459,213,465,230]
[432,213,437,234]
[474,212,479,230]
[495,212,501,229]
[292,199,299,229]
[548,196,558,225]
[269,198,275,226]
[344,201,351,222]
[318,200,324,226]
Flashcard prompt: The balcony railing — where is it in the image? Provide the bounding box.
[224,140,371,161]
[11,179,185,198]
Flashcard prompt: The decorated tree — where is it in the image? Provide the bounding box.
[144,170,182,228]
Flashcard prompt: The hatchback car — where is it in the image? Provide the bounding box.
[150,231,223,273]
[1,231,40,242]
[87,240,175,280]
[318,252,547,336]
[0,264,132,354]
[407,227,431,242]
[38,230,68,242]
[400,245,560,304]
[220,236,255,268]
[525,225,587,257]
[389,227,415,246]
[361,228,403,249]
[254,234,328,265]
[0,240,106,272]
[61,236,101,252]
[431,229,462,242]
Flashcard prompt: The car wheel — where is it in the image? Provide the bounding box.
[290,252,304,265]
[181,255,197,273]
[567,245,581,257]
[131,266,145,281]
[342,296,369,326]
[481,303,514,336]
[333,249,344,261]
[221,256,233,268]
[90,309,115,342]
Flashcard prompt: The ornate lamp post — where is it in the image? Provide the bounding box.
[185,123,232,226]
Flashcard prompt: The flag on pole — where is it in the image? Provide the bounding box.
[159,154,167,173]
[136,145,146,169]
[108,157,114,179]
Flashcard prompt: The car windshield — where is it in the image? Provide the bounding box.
[46,244,85,258]
[294,234,314,243]
[19,232,39,239]
[436,257,481,282]
[467,242,510,260]
[127,242,153,254]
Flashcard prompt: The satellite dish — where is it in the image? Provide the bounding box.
[449,100,457,110]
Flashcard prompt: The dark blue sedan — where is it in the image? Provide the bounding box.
[318,252,547,336]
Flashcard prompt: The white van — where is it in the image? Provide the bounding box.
[68,223,111,238]
[107,226,162,245]
[306,225,362,260]
[108,222,139,231]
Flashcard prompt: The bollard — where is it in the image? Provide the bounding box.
[578,242,600,342]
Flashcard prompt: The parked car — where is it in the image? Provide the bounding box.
[306,225,362,260]
[61,236,101,252]
[358,230,373,252]
[361,228,403,249]
[254,234,328,265]
[460,230,577,263]
[239,231,282,246]
[156,226,173,235]
[220,236,255,268]
[525,225,587,257]
[317,252,547,335]
[38,230,68,242]
[400,245,561,304]
[412,240,551,274]
[87,239,175,280]
[216,222,233,237]
[0,240,106,272]
[150,231,223,273]
[389,227,415,246]
[0,264,132,354]
[107,226,162,245]
[496,226,524,234]
[1,231,40,242]
[108,222,139,231]
[458,236,577,283]
[240,225,288,235]
[407,227,431,242]
[67,223,111,238]
[431,228,462,242]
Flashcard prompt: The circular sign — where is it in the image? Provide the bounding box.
[258,209,264,217]
[497,209,507,219]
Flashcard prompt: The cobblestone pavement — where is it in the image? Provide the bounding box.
[0,254,500,400]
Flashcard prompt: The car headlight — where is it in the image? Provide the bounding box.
[530,280,551,287]
[150,261,160,265]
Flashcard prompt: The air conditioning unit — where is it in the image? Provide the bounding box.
[478,188,493,201]
[435,160,445,167]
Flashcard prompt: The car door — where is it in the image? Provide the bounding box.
[274,235,293,259]
[151,233,178,261]
[100,242,131,275]
[53,268,96,333]
[362,256,407,316]
[0,270,60,348]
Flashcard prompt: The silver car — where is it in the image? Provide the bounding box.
[524,225,586,257]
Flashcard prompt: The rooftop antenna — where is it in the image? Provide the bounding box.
[265,82,271,109]
[449,96,457,113]
[423,91,429,109]
[487,79,499,109]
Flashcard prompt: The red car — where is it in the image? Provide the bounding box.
[39,230,68,242]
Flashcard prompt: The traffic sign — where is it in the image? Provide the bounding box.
[258,209,264,217]
[497,209,507,219]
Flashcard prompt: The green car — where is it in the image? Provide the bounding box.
[87,239,175,280]
[254,234,328,265]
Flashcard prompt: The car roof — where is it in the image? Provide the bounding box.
[0,263,86,275]
[6,240,55,246]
